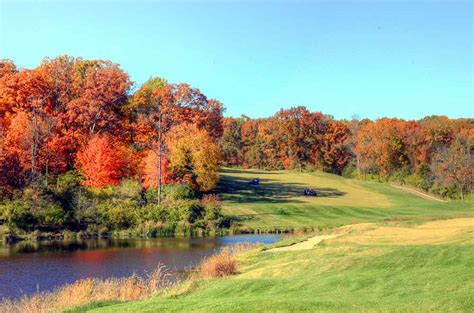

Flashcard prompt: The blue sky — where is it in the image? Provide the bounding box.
[0,0,472,119]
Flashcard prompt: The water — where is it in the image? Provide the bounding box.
[0,234,279,300]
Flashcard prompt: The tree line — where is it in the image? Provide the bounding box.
[220,109,473,200]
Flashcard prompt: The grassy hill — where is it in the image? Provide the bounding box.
[73,169,474,312]
[218,168,473,231]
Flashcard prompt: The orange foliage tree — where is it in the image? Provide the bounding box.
[76,135,124,188]
[141,150,170,189]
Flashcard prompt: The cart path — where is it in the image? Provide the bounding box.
[265,234,339,252]
[390,184,447,202]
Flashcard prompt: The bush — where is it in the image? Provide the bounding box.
[162,184,195,201]
[341,161,357,178]
[0,177,227,236]
[166,199,203,224]
[98,199,139,229]
[0,199,36,231]
[406,165,433,191]
[388,168,411,184]
[38,202,67,229]
[114,179,143,202]
[430,183,459,199]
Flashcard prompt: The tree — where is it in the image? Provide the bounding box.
[274,107,324,172]
[320,121,350,174]
[131,78,224,202]
[131,77,172,204]
[0,67,54,182]
[431,138,473,201]
[76,135,124,188]
[166,124,221,192]
[355,119,410,179]
[66,60,131,141]
[142,150,170,189]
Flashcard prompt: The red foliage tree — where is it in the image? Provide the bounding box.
[76,135,124,188]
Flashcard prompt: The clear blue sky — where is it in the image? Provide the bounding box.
[0,0,472,119]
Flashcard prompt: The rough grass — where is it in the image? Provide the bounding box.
[79,218,474,312]
[218,168,474,230]
[0,265,169,313]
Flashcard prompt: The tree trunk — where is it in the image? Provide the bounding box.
[156,107,163,207]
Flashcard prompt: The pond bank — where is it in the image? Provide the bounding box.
[0,234,280,300]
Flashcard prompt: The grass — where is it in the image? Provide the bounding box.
[218,168,473,231]
[78,218,474,312]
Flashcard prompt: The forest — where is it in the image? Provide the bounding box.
[0,56,472,239]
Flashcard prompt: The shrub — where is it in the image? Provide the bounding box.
[166,199,203,224]
[114,179,143,202]
[406,164,433,191]
[430,183,459,199]
[341,161,357,178]
[98,198,139,229]
[388,168,411,184]
[0,199,36,231]
[201,194,223,221]
[162,184,195,201]
[141,203,169,223]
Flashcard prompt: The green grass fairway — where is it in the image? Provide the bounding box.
[217,168,474,230]
[80,218,474,313]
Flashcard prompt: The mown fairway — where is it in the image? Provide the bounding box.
[217,168,474,230]
[81,218,474,312]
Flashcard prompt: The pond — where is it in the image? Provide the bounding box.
[0,234,280,300]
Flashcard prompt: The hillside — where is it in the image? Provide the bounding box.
[217,168,473,231]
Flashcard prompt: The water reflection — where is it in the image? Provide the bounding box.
[0,234,279,300]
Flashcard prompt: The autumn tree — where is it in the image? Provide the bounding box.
[319,120,350,174]
[66,60,131,141]
[355,118,411,179]
[76,135,124,188]
[131,78,223,201]
[166,124,221,192]
[0,67,55,181]
[142,150,170,189]
[220,117,245,166]
[431,138,473,201]
[275,107,324,171]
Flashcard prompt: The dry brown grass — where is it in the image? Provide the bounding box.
[198,243,262,279]
[0,265,169,313]
[199,251,238,278]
